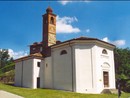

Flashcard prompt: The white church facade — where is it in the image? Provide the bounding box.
[14,7,116,94]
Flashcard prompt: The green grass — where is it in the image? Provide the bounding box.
[0,83,130,98]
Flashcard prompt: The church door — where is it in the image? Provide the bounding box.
[103,71,109,87]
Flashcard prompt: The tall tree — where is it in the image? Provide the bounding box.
[0,49,10,68]
[114,48,130,92]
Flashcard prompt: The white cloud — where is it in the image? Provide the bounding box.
[8,49,28,59]
[102,37,125,47]
[58,0,90,5]
[58,1,72,5]
[56,16,80,33]
[102,37,110,42]
[112,40,126,46]
[86,29,90,33]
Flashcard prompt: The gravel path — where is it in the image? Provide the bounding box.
[0,90,24,98]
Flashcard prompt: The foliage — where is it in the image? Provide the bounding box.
[0,49,13,68]
[0,62,15,75]
[0,62,15,83]
[0,83,130,98]
[0,69,14,77]
[0,70,14,83]
[114,48,130,92]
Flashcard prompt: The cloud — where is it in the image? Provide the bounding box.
[112,40,126,46]
[86,29,90,33]
[58,1,72,5]
[58,0,90,5]
[102,37,125,47]
[8,49,28,59]
[56,16,80,33]
[102,37,110,42]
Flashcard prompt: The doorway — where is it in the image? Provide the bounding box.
[103,71,109,87]
[37,77,40,88]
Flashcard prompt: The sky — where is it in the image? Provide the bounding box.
[0,1,130,59]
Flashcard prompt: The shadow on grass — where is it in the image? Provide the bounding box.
[4,82,14,86]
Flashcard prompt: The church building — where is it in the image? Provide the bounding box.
[14,7,116,94]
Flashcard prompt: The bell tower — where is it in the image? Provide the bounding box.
[42,7,56,47]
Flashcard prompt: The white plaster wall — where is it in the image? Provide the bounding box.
[44,57,53,88]
[91,45,98,93]
[94,46,104,93]
[22,59,34,88]
[74,44,97,93]
[108,50,116,89]
[15,62,22,87]
[15,58,41,89]
[95,45,115,93]
[52,46,73,91]
[33,59,41,89]
[40,57,53,89]
[39,60,44,88]
[74,44,115,94]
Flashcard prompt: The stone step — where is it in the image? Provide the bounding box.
[101,89,118,94]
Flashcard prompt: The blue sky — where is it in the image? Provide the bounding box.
[0,1,130,59]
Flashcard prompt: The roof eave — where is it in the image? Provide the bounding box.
[51,39,115,49]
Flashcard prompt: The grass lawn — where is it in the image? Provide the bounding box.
[0,83,130,98]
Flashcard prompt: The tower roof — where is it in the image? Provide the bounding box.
[46,6,53,13]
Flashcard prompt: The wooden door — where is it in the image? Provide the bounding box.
[103,71,109,87]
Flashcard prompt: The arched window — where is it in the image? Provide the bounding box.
[50,17,54,24]
[60,50,67,55]
[102,49,108,54]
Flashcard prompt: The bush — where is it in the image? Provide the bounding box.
[0,63,15,75]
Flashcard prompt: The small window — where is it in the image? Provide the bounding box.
[46,64,48,68]
[40,47,42,52]
[50,17,54,24]
[60,50,67,55]
[33,48,35,50]
[37,62,40,67]
[102,49,108,54]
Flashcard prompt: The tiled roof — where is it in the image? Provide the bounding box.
[29,42,43,46]
[14,53,43,63]
[52,36,115,47]
[30,53,43,57]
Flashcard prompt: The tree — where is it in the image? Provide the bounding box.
[114,48,130,92]
[0,49,10,68]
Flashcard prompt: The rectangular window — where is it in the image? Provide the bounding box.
[40,47,42,52]
[37,62,40,67]
[33,48,35,50]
